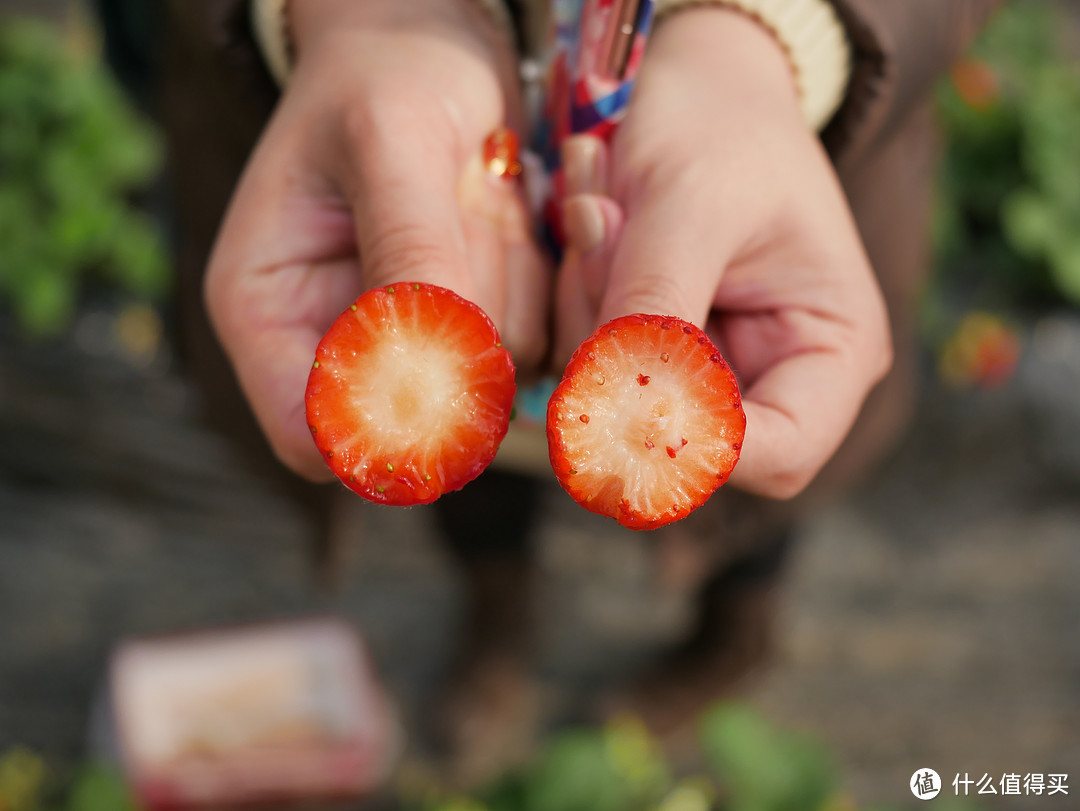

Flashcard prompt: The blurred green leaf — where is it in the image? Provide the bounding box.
[1001,188,1058,257]
[1046,237,1080,306]
[512,718,671,811]
[0,748,46,811]
[65,766,134,811]
[523,730,629,811]
[655,779,715,811]
[699,705,835,811]
[16,270,77,338]
[106,212,170,299]
[0,15,169,339]
[931,0,1080,313]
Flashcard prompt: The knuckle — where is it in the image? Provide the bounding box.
[340,84,409,148]
[340,86,460,163]
[266,409,333,483]
[859,297,894,384]
[276,438,330,483]
[761,466,815,501]
[341,101,380,153]
[874,324,895,382]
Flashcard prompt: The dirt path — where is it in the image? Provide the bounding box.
[2,312,1078,810]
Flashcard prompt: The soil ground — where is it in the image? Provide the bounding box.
[2,308,1078,810]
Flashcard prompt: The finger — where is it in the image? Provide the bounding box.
[554,136,620,367]
[458,149,552,373]
[728,308,892,499]
[562,134,608,196]
[597,178,738,327]
[339,107,493,316]
[206,120,364,481]
[732,353,870,500]
[499,195,552,377]
[554,193,623,366]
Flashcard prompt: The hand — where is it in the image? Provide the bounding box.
[206,0,549,480]
[555,8,892,499]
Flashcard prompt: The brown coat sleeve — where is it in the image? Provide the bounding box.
[163,0,1004,173]
[164,0,277,147]
[823,0,1004,171]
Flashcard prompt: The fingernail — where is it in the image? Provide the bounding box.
[562,135,604,195]
[483,127,522,179]
[563,195,606,255]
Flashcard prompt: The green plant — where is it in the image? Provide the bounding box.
[699,705,835,811]
[0,16,168,338]
[409,707,881,811]
[932,0,1080,310]
[0,748,46,811]
[2,705,983,811]
[405,705,991,811]
[0,749,133,811]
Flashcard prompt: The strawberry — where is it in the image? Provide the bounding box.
[305,283,515,506]
[938,310,1021,389]
[547,314,745,530]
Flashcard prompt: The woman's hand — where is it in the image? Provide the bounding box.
[206,0,549,480]
[556,8,892,499]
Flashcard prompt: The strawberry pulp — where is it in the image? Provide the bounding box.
[547,315,745,530]
[306,283,515,505]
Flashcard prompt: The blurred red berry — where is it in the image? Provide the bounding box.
[950,58,1000,111]
[939,312,1022,389]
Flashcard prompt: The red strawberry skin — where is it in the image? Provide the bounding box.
[547,314,745,530]
[305,283,515,506]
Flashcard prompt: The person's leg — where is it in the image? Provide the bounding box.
[595,487,795,731]
[432,469,544,783]
[435,469,540,664]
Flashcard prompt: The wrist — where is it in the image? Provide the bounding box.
[291,0,504,55]
[257,0,517,84]
[652,0,851,131]
[648,7,805,128]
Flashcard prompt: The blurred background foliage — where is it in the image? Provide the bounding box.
[933,1,1080,308]
[0,747,133,811]
[1,2,1077,344]
[0,14,167,339]
[928,0,1080,387]
[405,707,980,811]
[0,705,981,811]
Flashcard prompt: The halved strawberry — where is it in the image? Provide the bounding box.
[305,283,515,506]
[547,314,745,530]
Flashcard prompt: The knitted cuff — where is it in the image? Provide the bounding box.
[654,0,852,131]
[249,0,516,86]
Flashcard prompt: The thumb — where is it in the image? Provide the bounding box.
[342,115,493,314]
[597,182,736,327]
